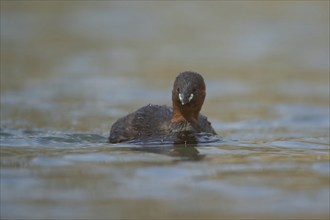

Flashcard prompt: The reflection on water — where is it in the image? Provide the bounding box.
[1,1,329,219]
[124,131,222,146]
[1,127,329,219]
[130,145,204,161]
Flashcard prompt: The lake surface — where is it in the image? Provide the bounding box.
[1,2,329,219]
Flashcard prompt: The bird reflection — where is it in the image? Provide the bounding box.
[125,131,218,161]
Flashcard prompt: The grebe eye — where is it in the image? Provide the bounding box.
[176,88,180,92]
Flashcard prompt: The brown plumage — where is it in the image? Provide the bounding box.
[109,71,216,143]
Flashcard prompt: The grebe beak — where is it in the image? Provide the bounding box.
[179,93,194,105]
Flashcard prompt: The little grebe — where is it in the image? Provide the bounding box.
[109,71,216,143]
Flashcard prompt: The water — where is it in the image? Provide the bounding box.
[1,2,329,219]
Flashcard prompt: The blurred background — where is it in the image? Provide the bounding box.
[1,1,329,219]
[1,1,328,133]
